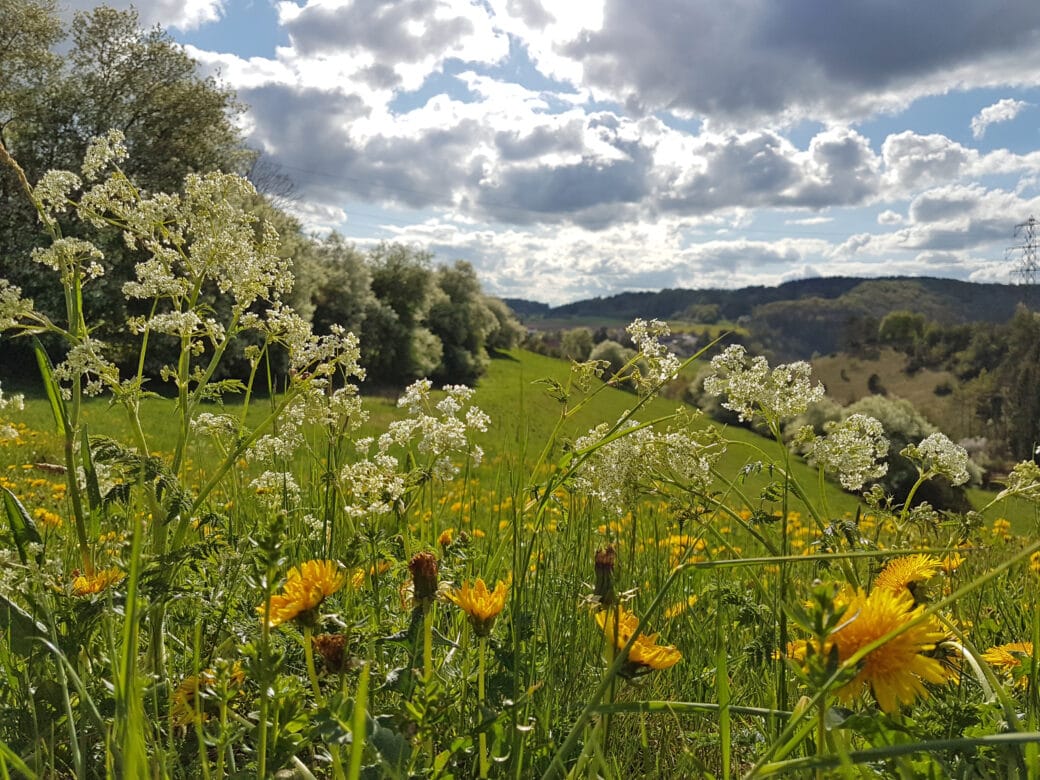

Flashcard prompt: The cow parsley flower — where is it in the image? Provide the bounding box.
[703,345,824,423]
[627,318,681,395]
[902,432,970,486]
[810,413,889,491]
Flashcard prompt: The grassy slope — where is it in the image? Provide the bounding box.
[812,349,964,436]
[5,348,1029,524]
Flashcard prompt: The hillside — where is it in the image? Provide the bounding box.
[508,276,1034,361]
[516,276,1031,324]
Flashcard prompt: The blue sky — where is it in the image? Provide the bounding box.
[69,0,1040,304]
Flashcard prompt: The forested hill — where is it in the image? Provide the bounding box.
[513,277,1033,326]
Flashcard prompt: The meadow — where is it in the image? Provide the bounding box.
[4,131,1040,779]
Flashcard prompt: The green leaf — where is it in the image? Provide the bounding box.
[79,427,102,531]
[0,593,47,657]
[2,487,42,565]
[33,339,69,436]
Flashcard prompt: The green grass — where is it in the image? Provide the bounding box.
[4,348,1040,778]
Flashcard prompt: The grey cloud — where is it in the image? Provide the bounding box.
[284,0,474,60]
[241,83,484,208]
[791,129,879,207]
[883,132,972,191]
[660,129,878,214]
[505,0,554,29]
[479,158,649,226]
[357,63,402,90]
[660,131,800,212]
[494,121,584,160]
[561,0,1040,122]
[60,0,223,30]
[908,186,985,224]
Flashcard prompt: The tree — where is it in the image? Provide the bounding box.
[0,2,248,371]
[560,327,593,361]
[364,243,440,385]
[484,297,524,351]
[427,261,497,385]
[878,310,926,352]
[590,339,634,377]
[1000,306,1040,460]
[307,233,373,338]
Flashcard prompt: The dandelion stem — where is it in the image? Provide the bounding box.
[478,636,489,779]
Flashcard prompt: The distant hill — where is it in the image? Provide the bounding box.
[505,276,1035,360]
[509,277,1032,323]
[501,298,551,317]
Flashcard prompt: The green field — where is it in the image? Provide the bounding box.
[3,347,1040,778]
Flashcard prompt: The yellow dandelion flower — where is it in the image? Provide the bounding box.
[827,588,952,713]
[259,560,346,628]
[170,662,245,727]
[982,641,1034,688]
[449,577,508,637]
[72,567,124,596]
[1031,553,1040,576]
[33,508,63,530]
[941,552,965,575]
[874,554,940,595]
[664,595,699,619]
[595,606,682,677]
[438,528,454,547]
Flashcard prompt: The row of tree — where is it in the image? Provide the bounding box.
[0,0,520,388]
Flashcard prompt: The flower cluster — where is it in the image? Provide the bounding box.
[572,416,723,515]
[902,432,970,486]
[703,345,824,423]
[385,380,489,480]
[810,413,889,491]
[626,318,681,395]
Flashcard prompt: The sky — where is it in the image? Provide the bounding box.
[62,0,1040,305]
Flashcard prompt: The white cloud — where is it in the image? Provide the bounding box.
[166,0,1040,302]
[971,98,1030,138]
[61,0,225,30]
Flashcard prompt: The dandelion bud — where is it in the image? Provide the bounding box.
[312,632,349,674]
[409,551,439,606]
[594,544,617,608]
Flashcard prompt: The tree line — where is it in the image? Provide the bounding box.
[0,0,521,389]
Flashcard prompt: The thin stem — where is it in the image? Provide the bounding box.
[478,637,489,779]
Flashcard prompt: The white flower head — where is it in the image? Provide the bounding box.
[626,318,682,394]
[811,414,889,491]
[82,130,128,181]
[902,433,970,486]
[703,345,824,422]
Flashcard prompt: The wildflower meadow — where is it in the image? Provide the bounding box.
[5,131,1040,780]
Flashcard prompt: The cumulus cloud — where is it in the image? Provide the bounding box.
[164,0,1040,301]
[554,0,1040,123]
[972,98,1030,138]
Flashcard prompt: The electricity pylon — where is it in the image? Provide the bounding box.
[1008,216,1039,286]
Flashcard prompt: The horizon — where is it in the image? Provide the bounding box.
[55,1,1040,305]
